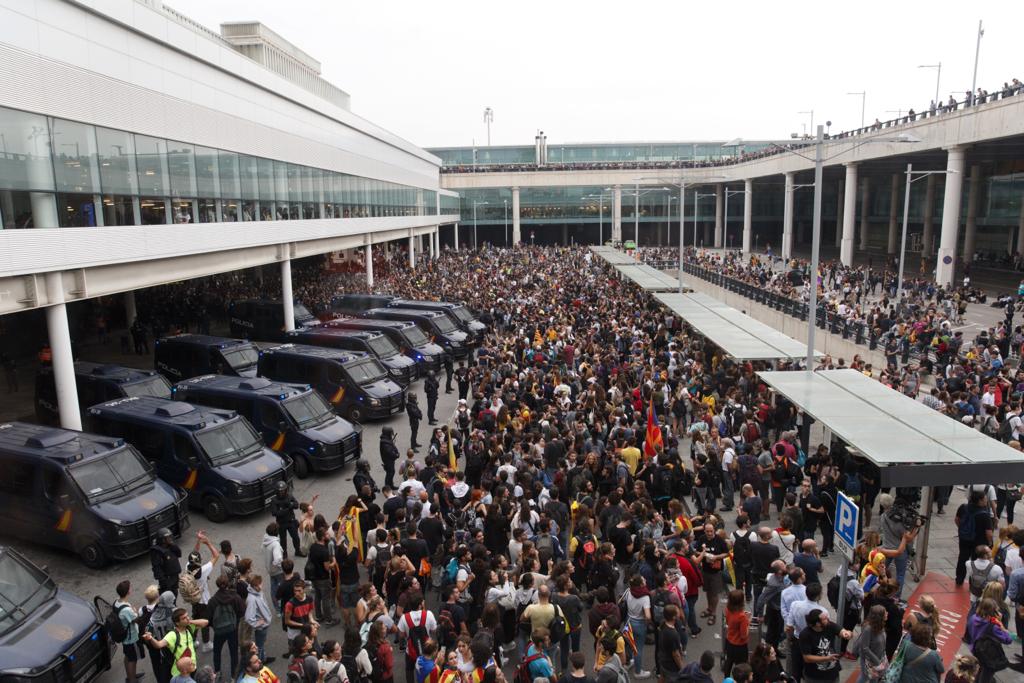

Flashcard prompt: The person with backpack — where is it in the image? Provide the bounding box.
[398,592,436,683]
[955,489,995,586]
[569,519,598,588]
[966,546,1006,602]
[142,608,210,679]
[522,628,556,682]
[731,513,755,602]
[112,579,144,683]
[141,588,175,683]
[365,529,393,597]
[552,574,585,674]
[207,573,244,678]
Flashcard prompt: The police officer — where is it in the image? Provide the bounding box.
[380,425,400,489]
[407,393,423,451]
[150,528,182,596]
[455,361,470,401]
[424,370,440,425]
[443,353,454,393]
[269,481,304,558]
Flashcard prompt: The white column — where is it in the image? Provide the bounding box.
[365,239,374,288]
[742,179,753,254]
[782,172,794,260]
[429,229,436,259]
[963,164,981,263]
[887,174,900,254]
[31,192,58,228]
[1016,192,1024,257]
[859,177,871,250]
[936,146,967,286]
[408,231,416,269]
[612,186,622,243]
[93,194,104,227]
[840,164,858,266]
[45,272,81,430]
[512,187,521,245]
[281,257,295,332]
[124,291,137,326]
[714,184,724,248]
[454,223,459,251]
[921,174,936,256]
[834,180,844,248]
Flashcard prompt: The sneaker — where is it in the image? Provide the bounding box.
[690,627,702,637]
[200,642,214,652]
[635,671,652,679]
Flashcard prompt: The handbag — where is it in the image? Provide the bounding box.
[881,635,908,683]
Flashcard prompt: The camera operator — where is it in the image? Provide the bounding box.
[877,493,921,597]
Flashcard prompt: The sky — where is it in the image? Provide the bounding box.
[166,0,1023,149]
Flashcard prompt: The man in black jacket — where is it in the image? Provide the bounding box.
[379,426,400,489]
[749,526,781,617]
[407,393,422,450]
[424,371,440,425]
[269,482,303,558]
[150,527,182,596]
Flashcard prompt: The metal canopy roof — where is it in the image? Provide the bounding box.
[613,264,682,292]
[757,369,1024,487]
[655,292,818,361]
[589,245,639,265]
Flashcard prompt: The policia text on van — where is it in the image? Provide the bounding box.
[154,334,259,380]
[229,299,319,342]
[35,362,171,425]
[0,546,111,683]
[171,376,361,478]
[87,397,291,523]
[287,327,417,385]
[0,422,188,568]
[257,344,406,423]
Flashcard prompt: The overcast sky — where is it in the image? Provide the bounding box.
[168,0,1022,149]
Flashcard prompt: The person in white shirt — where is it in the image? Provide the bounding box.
[188,530,220,652]
[399,477,425,498]
[397,593,437,683]
[965,545,1005,600]
[1004,529,1024,574]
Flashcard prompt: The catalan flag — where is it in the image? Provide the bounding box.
[340,506,364,562]
[643,397,663,457]
[620,618,638,656]
[447,427,458,472]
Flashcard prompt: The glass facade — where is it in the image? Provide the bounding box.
[0,105,438,229]
[429,141,783,167]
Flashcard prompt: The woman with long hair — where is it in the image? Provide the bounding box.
[903,595,940,650]
[850,605,887,683]
[365,620,393,683]
[723,589,750,677]
[966,598,1012,683]
[748,641,785,683]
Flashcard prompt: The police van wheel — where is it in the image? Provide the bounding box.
[347,406,365,423]
[292,454,311,479]
[203,496,228,523]
[77,539,107,569]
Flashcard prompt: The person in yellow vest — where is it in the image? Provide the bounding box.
[142,608,210,678]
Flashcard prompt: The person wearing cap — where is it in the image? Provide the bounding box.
[380,426,400,489]
[269,481,303,558]
[151,527,183,598]
[799,608,852,682]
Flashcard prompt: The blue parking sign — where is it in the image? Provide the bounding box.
[834,491,859,562]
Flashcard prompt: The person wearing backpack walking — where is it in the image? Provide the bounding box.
[965,546,1005,601]
[731,514,755,602]
[398,592,436,683]
[113,579,145,683]
[142,608,210,679]
[208,573,244,678]
[955,490,995,586]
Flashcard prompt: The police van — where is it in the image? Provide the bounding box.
[287,327,417,385]
[330,293,396,316]
[228,299,320,341]
[86,397,291,522]
[387,298,486,343]
[0,422,188,568]
[35,362,172,425]
[154,334,259,381]
[0,545,111,682]
[325,318,445,373]
[361,308,469,359]
[257,344,406,423]
[171,375,361,478]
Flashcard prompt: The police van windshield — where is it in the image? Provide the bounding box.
[367,335,399,359]
[67,446,153,503]
[195,418,263,465]
[122,375,172,399]
[220,346,258,372]
[282,391,333,429]
[431,315,457,334]
[294,304,315,323]
[400,325,429,347]
[344,358,387,385]
[450,306,474,323]
[0,551,56,635]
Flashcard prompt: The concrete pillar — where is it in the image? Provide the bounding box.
[408,232,416,269]
[859,177,871,251]
[454,223,459,251]
[365,239,374,288]
[887,174,900,254]
[45,272,82,430]
[921,174,936,256]
[936,146,967,286]
[742,179,753,254]
[93,194,104,227]
[562,224,569,245]
[30,192,58,228]
[840,164,858,266]
[782,172,794,260]
[1016,193,1024,257]
[963,165,981,263]
[714,184,724,248]
[835,180,844,248]
[124,291,137,326]
[703,224,712,247]
[512,187,521,245]
[281,258,295,332]
[612,186,622,243]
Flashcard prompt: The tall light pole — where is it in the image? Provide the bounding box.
[896,164,956,300]
[472,200,488,249]
[483,108,493,146]
[503,198,509,246]
[847,92,866,127]
[918,63,942,105]
[970,20,984,104]
[798,110,814,136]
[723,188,748,251]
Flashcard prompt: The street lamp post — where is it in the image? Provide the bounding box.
[483,107,493,146]
[472,200,488,249]
[896,163,956,300]
[847,92,866,128]
[918,63,942,105]
[971,20,984,105]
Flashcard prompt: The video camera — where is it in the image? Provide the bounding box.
[887,492,928,529]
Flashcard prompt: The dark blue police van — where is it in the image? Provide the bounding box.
[154,334,259,381]
[86,397,291,523]
[0,545,111,682]
[324,318,445,373]
[287,326,417,385]
[228,299,320,342]
[171,375,361,478]
[257,344,405,423]
[362,308,469,359]
[0,422,188,568]
[35,362,172,425]
[387,298,486,343]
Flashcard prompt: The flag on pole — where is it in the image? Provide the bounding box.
[620,618,638,656]
[447,427,458,471]
[644,397,663,457]
[339,506,364,562]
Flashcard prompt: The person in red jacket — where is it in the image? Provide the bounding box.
[674,545,703,636]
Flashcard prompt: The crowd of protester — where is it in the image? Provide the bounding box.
[103,245,1024,683]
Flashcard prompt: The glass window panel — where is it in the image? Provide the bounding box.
[197,198,216,223]
[0,107,54,191]
[134,135,169,196]
[0,190,36,228]
[50,119,99,194]
[286,163,301,203]
[301,166,314,203]
[172,199,194,224]
[166,141,196,198]
[139,197,167,225]
[258,157,276,202]
[194,146,220,198]
[101,195,134,226]
[273,161,288,205]
[219,150,241,198]
[96,127,137,195]
[56,193,98,227]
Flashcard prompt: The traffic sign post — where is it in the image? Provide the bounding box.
[833,492,860,635]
